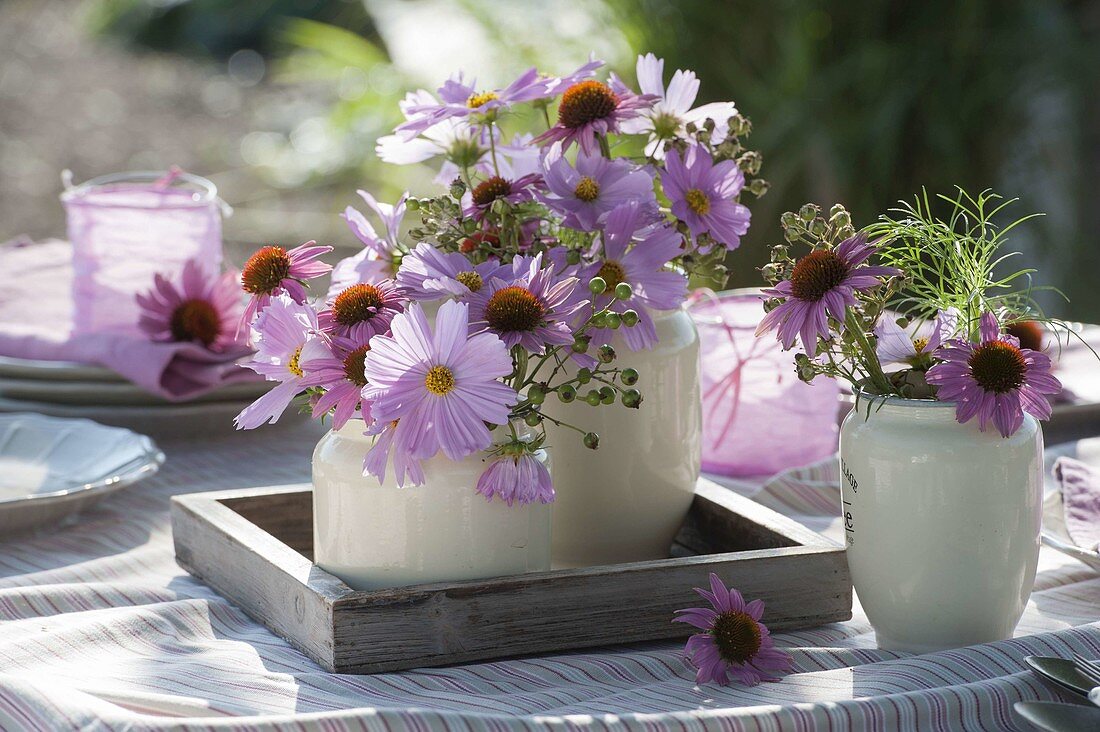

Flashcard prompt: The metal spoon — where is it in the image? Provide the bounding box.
[1025,655,1096,698]
[1014,701,1100,731]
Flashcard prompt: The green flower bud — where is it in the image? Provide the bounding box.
[810,218,828,236]
[614,282,633,300]
[620,367,639,386]
[748,178,770,197]
[577,367,592,384]
[597,345,616,364]
[621,388,642,409]
[449,180,466,200]
[621,310,639,327]
[780,211,799,229]
[557,385,576,403]
[527,385,546,405]
[605,312,622,330]
[524,411,543,427]
[566,249,581,265]
[798,204,817,223]
[589,277,607,295]
[591,312,607,328]
[571,336,590,354]
[599,386,616,405]
[584,389,601,406]
[583,432,600,450]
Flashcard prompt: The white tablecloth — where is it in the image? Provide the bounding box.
[0,422,1097,732]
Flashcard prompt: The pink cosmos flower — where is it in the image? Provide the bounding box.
[755,234,901,354]
[240,241,332,327]
[300,336,372,430]
[476,449,554,506]
[926,312,1062,437]
[377,91,489,168]
[235,297,327,429]
[540,142,656,231]
[875,308,959,368]
[136,259,245,353]
[329,191,409,295]
[317,280,405,342]
[467,253,583,353]
[620,53,738,158]
[674,573,794,686]
[362,418,425,488]
[362,301,517,483]
[396,242,507,301]
[534,75,656,156]
[662,143,750,251]
[582,201,688,351]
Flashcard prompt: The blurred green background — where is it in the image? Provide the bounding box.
[3,0,1099,318]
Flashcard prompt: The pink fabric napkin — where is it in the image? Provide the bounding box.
[0,238,256,402]
[1052,456,1100,552]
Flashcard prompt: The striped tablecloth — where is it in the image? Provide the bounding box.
[0,423,1097,732]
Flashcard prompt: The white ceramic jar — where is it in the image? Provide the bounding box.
[839,395,1043,652]
[545,307,701,566]
[312,419,552,590]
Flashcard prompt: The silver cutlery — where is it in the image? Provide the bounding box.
[1014,701,1100,731]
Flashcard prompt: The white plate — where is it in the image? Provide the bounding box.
[0,413,164,536]
[1042,488,1100,572]
[0,375,270,407]
[0,354,123,382]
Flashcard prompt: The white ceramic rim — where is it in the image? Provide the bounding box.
[61,170,219,208]
[0,413,165,506]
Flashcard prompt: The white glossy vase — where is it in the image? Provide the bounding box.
[312,420,552,590]
[545,307,701,566]
[839,396,1043,653]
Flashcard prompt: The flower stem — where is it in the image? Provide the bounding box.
[845,308,892,394]
[597,133,612,159]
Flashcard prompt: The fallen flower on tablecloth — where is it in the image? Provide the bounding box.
[674,572,794,686]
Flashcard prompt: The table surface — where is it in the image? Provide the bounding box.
[0,421,1097,732]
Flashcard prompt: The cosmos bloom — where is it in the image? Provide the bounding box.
[317,280,406,342]
[240,241,332,327]
[582,201,688,351]
[235,297,326,429]
[926,312,1062,437]
[534,75,656,156]
[136,259,244,352]
[662,143,750,250]
[540,142,656,231]
[467,253,583,353]
[755,234,901,354]
[674,573,794,686]
[620,53,738,158]
[300,336,372,430]
[875,308,960,368]
[362,418,425,488]
[438,133,543,189]
[475,448,555,506]
[362,300,517,477]
[463,173,544,219]
[330,191,409,294]
[376,90,488,170]
[396,242,507,301]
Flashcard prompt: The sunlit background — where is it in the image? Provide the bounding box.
[4,0,1099,318]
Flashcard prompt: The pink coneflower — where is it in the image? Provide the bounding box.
[136,259,244,352]
[317,280,405,342]
[661,143,750,251]
[464,173,544,220]
[396,242,507,301]
[300,336,372,430]
[235,297,326,429]
[240,241,332,326]
[926,312,1061,437]
[541,143,656,231]
[476,447,554,506]
[755,234,900,354]
[534,76,656,156]
[674,573,793,687]
[875,308,959,369]
[362,300,517,480]
[467,253,582,353]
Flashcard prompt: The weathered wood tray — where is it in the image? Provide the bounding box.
[171,478,851,673]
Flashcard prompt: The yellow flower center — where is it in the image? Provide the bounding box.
[557,80,618,128]
[912,336,930,354]
[485,286,545,333]
[467,91,499,109]
[789,250,850,302]
[424,364,456,396]
[711,610,762,664]
[597,260,626,291]
[456,271,483,292]
[574,176,600,202]
[288,346,304,377]
[968,340,1027,394]
[169,299,221,347]
[241,245,291,295]
[685,189,711,216]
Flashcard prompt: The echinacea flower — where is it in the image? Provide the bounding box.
[662,143,750,250]
[362,300,517,481]
[476,447,554,506]
[464,173,544,219]
[755,234,901,354]
[396,242,507,301]
[467,253,583,353]
[582,201,688,351]
[235,297,326,429]
[541,142,656,231]
[674,573,793,686]
[926,312,1062,437]
[534,75,656,156]
[300,336,371,430]
[136,259,244,352]
[317,280,405,341]
[1006,319,1046,352]
[240,241,332,326]
[875,308,959,369]
[620,53,738,158]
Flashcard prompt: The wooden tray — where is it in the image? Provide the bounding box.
[171,479,851,673]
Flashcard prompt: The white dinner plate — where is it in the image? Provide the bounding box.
[0,375,270,407]
[0,413,164,536]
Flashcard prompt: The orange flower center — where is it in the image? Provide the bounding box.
[597,260,626,290]
[712,610,762,664]
[342,344,370,387]
[485,286,545,333]
[574,176,600,202]
[789,250,849,302]
[557,80,618,129]
[169,299,221,347]
[332,284,385,326]
[1006,320,1044,352]
[685,188,711,215]
[242,246,291,295]
[968,340,1027,393]
[472,176,512,207]
[424,365,456,396]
